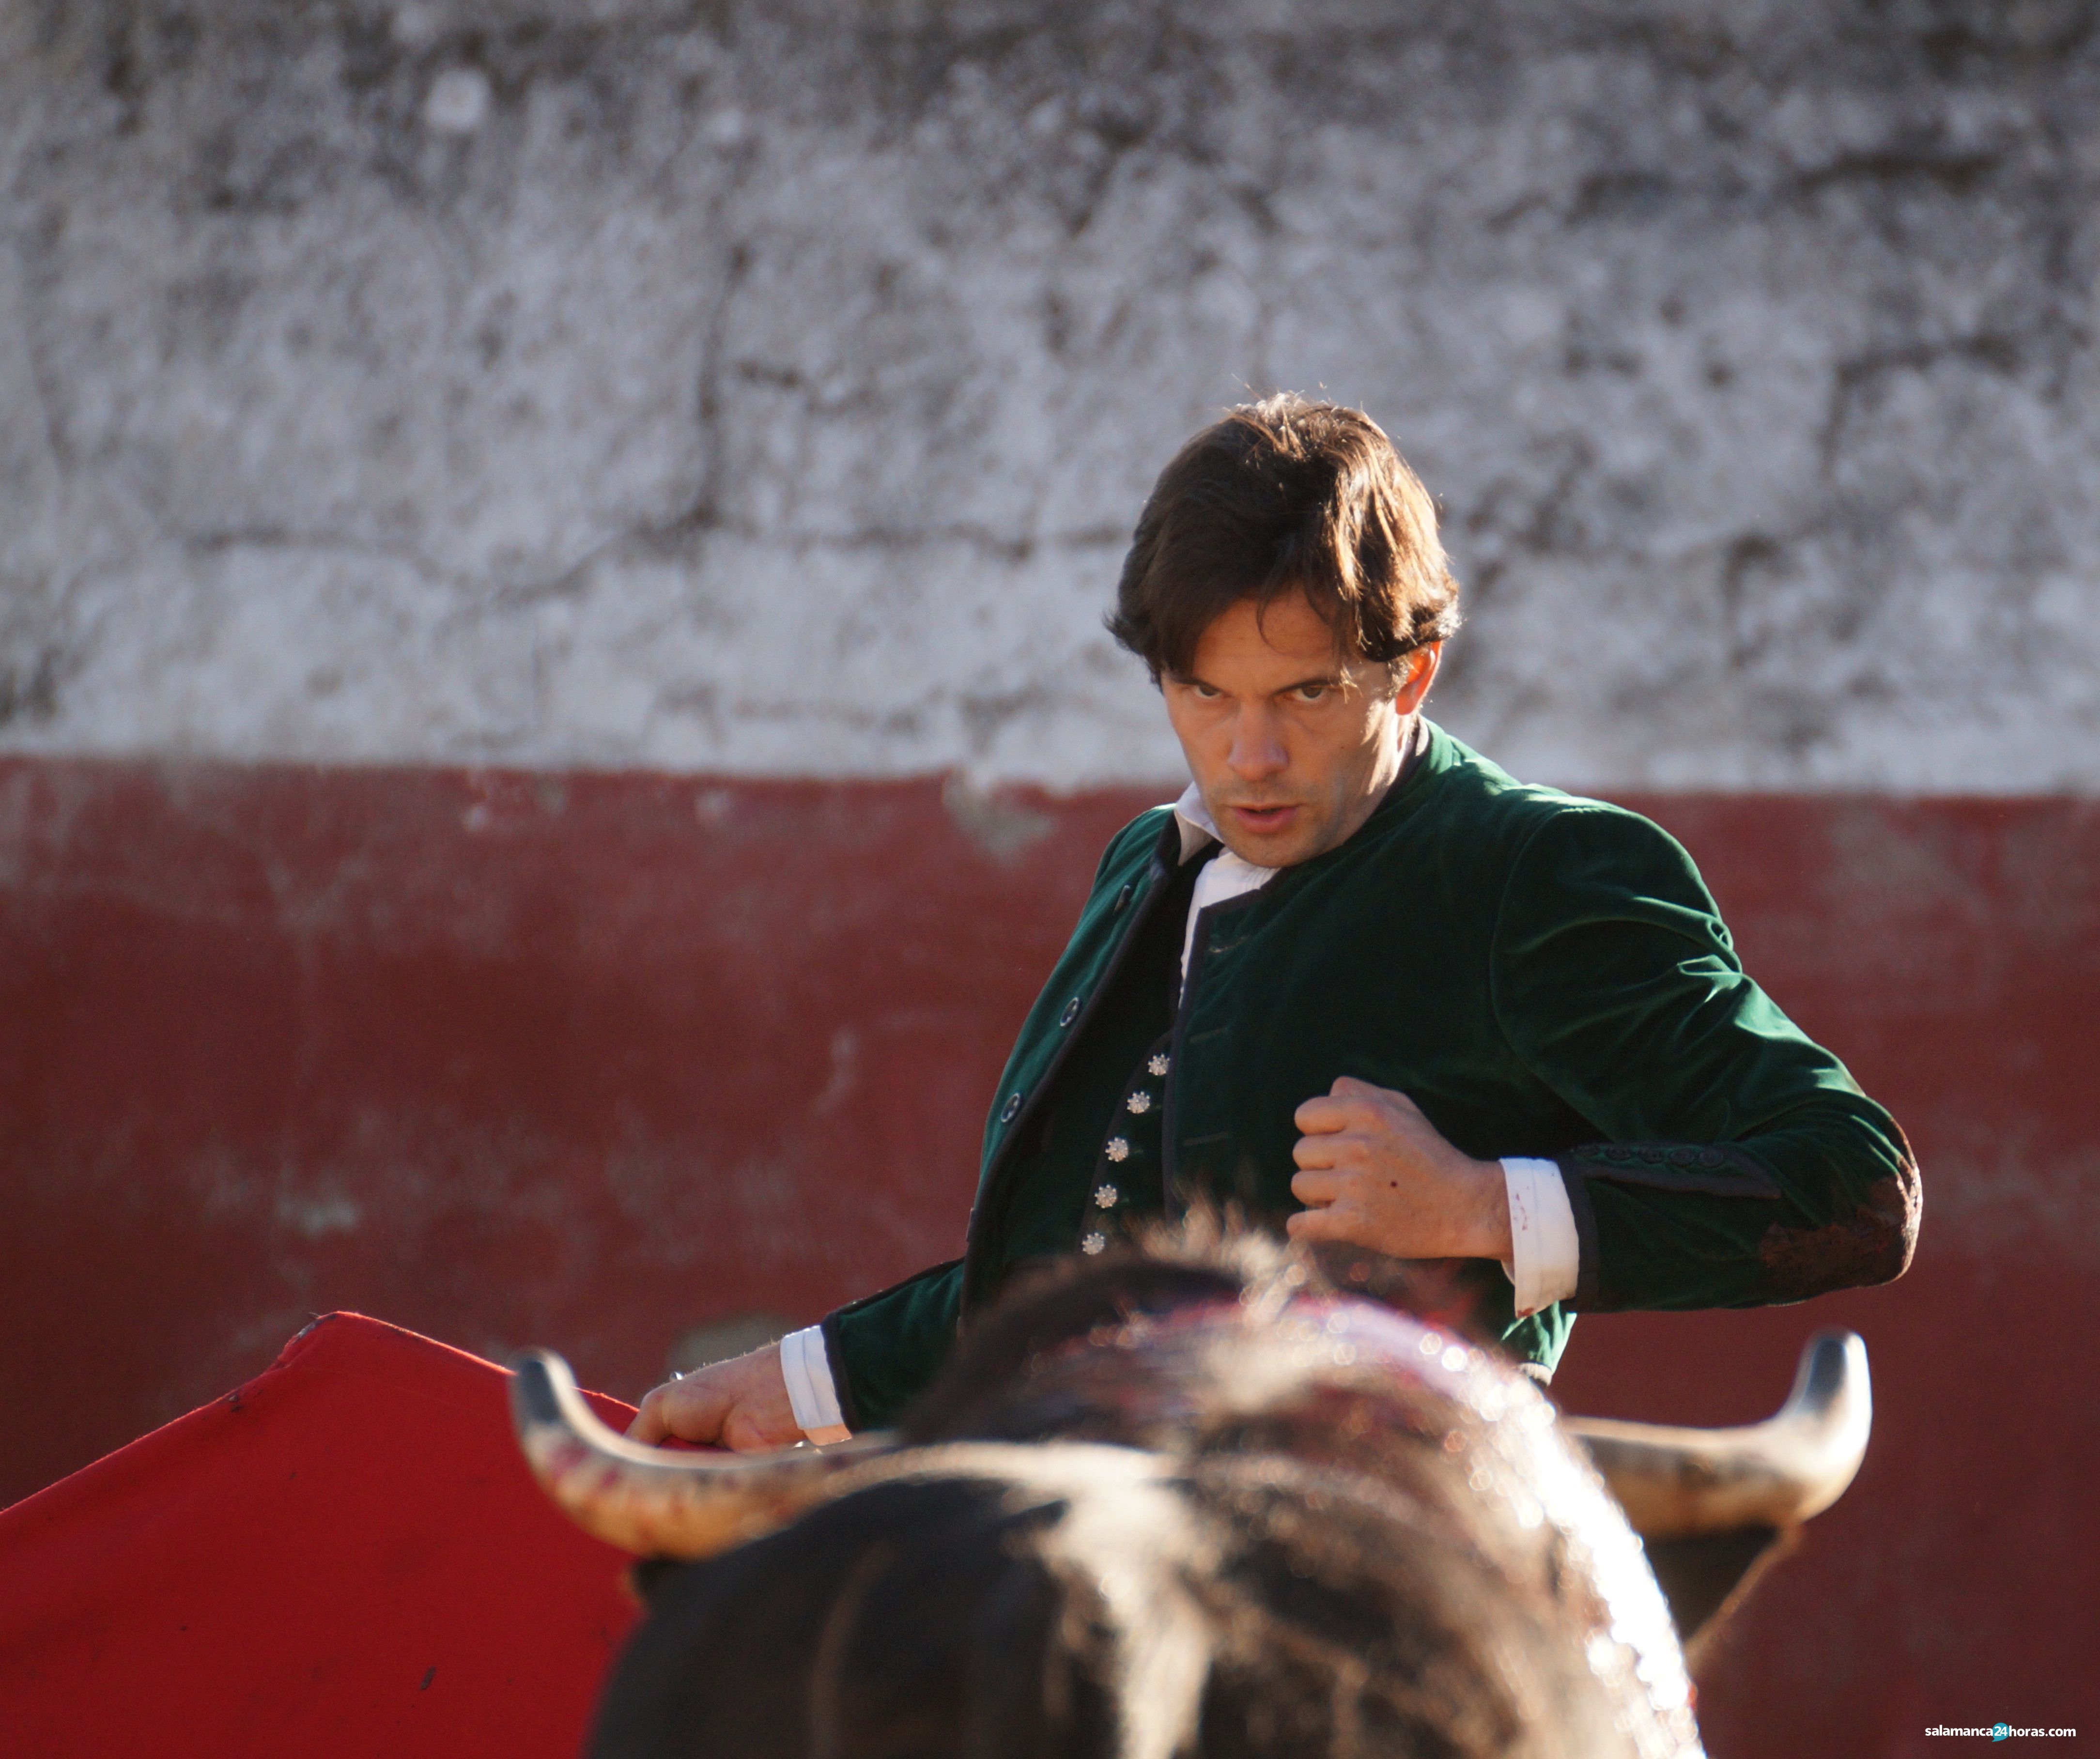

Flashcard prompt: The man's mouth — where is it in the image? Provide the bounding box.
[1227,802,1300,835]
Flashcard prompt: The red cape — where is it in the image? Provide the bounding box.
[0,1313,639,1757]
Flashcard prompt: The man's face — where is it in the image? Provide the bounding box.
[1161,591,1438,868]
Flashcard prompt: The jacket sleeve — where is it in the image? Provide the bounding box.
[1490,804,1920,1312]
[819,1258,964,1431]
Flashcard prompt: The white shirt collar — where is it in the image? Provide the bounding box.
[1170,782,1222,864]
[1170,783,1282,881]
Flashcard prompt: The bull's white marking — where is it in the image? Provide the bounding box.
[1026,1457,1216,1759]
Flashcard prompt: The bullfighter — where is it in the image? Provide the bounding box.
[631,394,1921,1450]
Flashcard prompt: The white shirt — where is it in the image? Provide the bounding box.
[778,772,1580,1438]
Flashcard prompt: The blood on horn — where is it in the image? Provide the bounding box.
[1563,1330,1871,1541]
[508,1349,890,1558]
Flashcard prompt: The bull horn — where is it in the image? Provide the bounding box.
[1563,1330,1871,1541]
[508,1349,891,1558]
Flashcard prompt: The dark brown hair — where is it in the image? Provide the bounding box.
[1107,393,1461,679]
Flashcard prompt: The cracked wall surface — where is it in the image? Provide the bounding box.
[3,0,2098,789]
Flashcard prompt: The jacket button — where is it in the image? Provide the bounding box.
[1059,998,1081,1026]
[1000,1093,1022,1123]
[1668,1147,1695,1166]
[1113,883,1133,912]
[1698,1149,1724,1167]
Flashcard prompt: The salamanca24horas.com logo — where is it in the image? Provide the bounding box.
[1923,1728,2078,1741]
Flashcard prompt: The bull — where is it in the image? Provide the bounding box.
[511,1229,1868,1759]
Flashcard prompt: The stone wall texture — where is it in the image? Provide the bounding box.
[5,0,2099,791]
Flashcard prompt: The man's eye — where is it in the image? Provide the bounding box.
[1294,684,1329,702]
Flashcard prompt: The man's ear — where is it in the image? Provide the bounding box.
[1392,643,1442,713]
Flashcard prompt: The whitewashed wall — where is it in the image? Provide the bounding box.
[3,0,2097,790]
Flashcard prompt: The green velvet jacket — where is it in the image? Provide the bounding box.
[822,723,1920,1430]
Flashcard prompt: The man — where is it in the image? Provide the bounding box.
[633,395,1920,1451]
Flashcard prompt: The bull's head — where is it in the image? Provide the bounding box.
[508,1240,1874,1759]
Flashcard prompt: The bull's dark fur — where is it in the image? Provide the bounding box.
[591,1228,1698,1759]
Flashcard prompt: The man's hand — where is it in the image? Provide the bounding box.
[1287,1077,1513,1261]
[626,1342,804,1452]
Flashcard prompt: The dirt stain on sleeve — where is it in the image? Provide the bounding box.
[1756,1163,1921,1298]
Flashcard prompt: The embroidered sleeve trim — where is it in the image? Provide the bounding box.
[1561,1141,1783,1199]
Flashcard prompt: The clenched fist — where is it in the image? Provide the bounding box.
[1286,1076,1512,1262]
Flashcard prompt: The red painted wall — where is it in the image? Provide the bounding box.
[2,757,2094,1752]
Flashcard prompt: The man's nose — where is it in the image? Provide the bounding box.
[1225,708,1288,780]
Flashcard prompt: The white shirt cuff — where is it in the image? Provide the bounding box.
[1499,1157,1580,1318]
[778,1326,852,1443]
